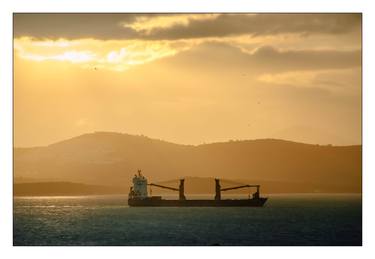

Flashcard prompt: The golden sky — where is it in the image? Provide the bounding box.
[14,14,362,147]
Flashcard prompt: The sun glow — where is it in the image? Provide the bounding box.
[20,50,96,63]
[14,37,191,71]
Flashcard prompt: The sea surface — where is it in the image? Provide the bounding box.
[13,194,362,246]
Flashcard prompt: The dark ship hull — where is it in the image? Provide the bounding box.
[128,197,268,207]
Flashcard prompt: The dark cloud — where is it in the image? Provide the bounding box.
[14,13,361,40]
[142,14,361,40]
[14,13,141,39]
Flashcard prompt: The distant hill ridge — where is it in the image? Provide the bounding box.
[14,132,361,193]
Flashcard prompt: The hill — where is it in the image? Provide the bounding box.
[14,132,361,193]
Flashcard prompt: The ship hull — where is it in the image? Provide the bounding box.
[128,197,268,207]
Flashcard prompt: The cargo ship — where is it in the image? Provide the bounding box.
[128,170,268,207]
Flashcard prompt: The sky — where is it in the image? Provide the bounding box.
[13,14,362,147]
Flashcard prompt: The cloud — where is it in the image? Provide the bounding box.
[249,45,361,71]
[14,36,361,73]
[156,42,361,73]
[14,13,140,39]
[14,37,188,71]
[14,13,361,40]
[19,50,96,63]
[125,14,219,34]
[140,14,361,40]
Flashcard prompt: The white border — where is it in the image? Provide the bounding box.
[1,0,374,258]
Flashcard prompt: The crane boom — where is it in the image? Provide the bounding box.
[221,184,260,192]
[221,185,249,191]
[148,183,179,191]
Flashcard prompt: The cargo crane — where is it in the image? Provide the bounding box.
[148,179,186,200]
[215,178,260,200]
[128,171,267,207]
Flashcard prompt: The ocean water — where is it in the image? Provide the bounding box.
[13,194,362,246]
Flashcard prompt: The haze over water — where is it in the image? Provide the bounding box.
[14,194,361,246]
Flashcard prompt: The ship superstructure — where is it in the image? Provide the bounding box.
[129,170,148,198]
[128,170,268,207]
